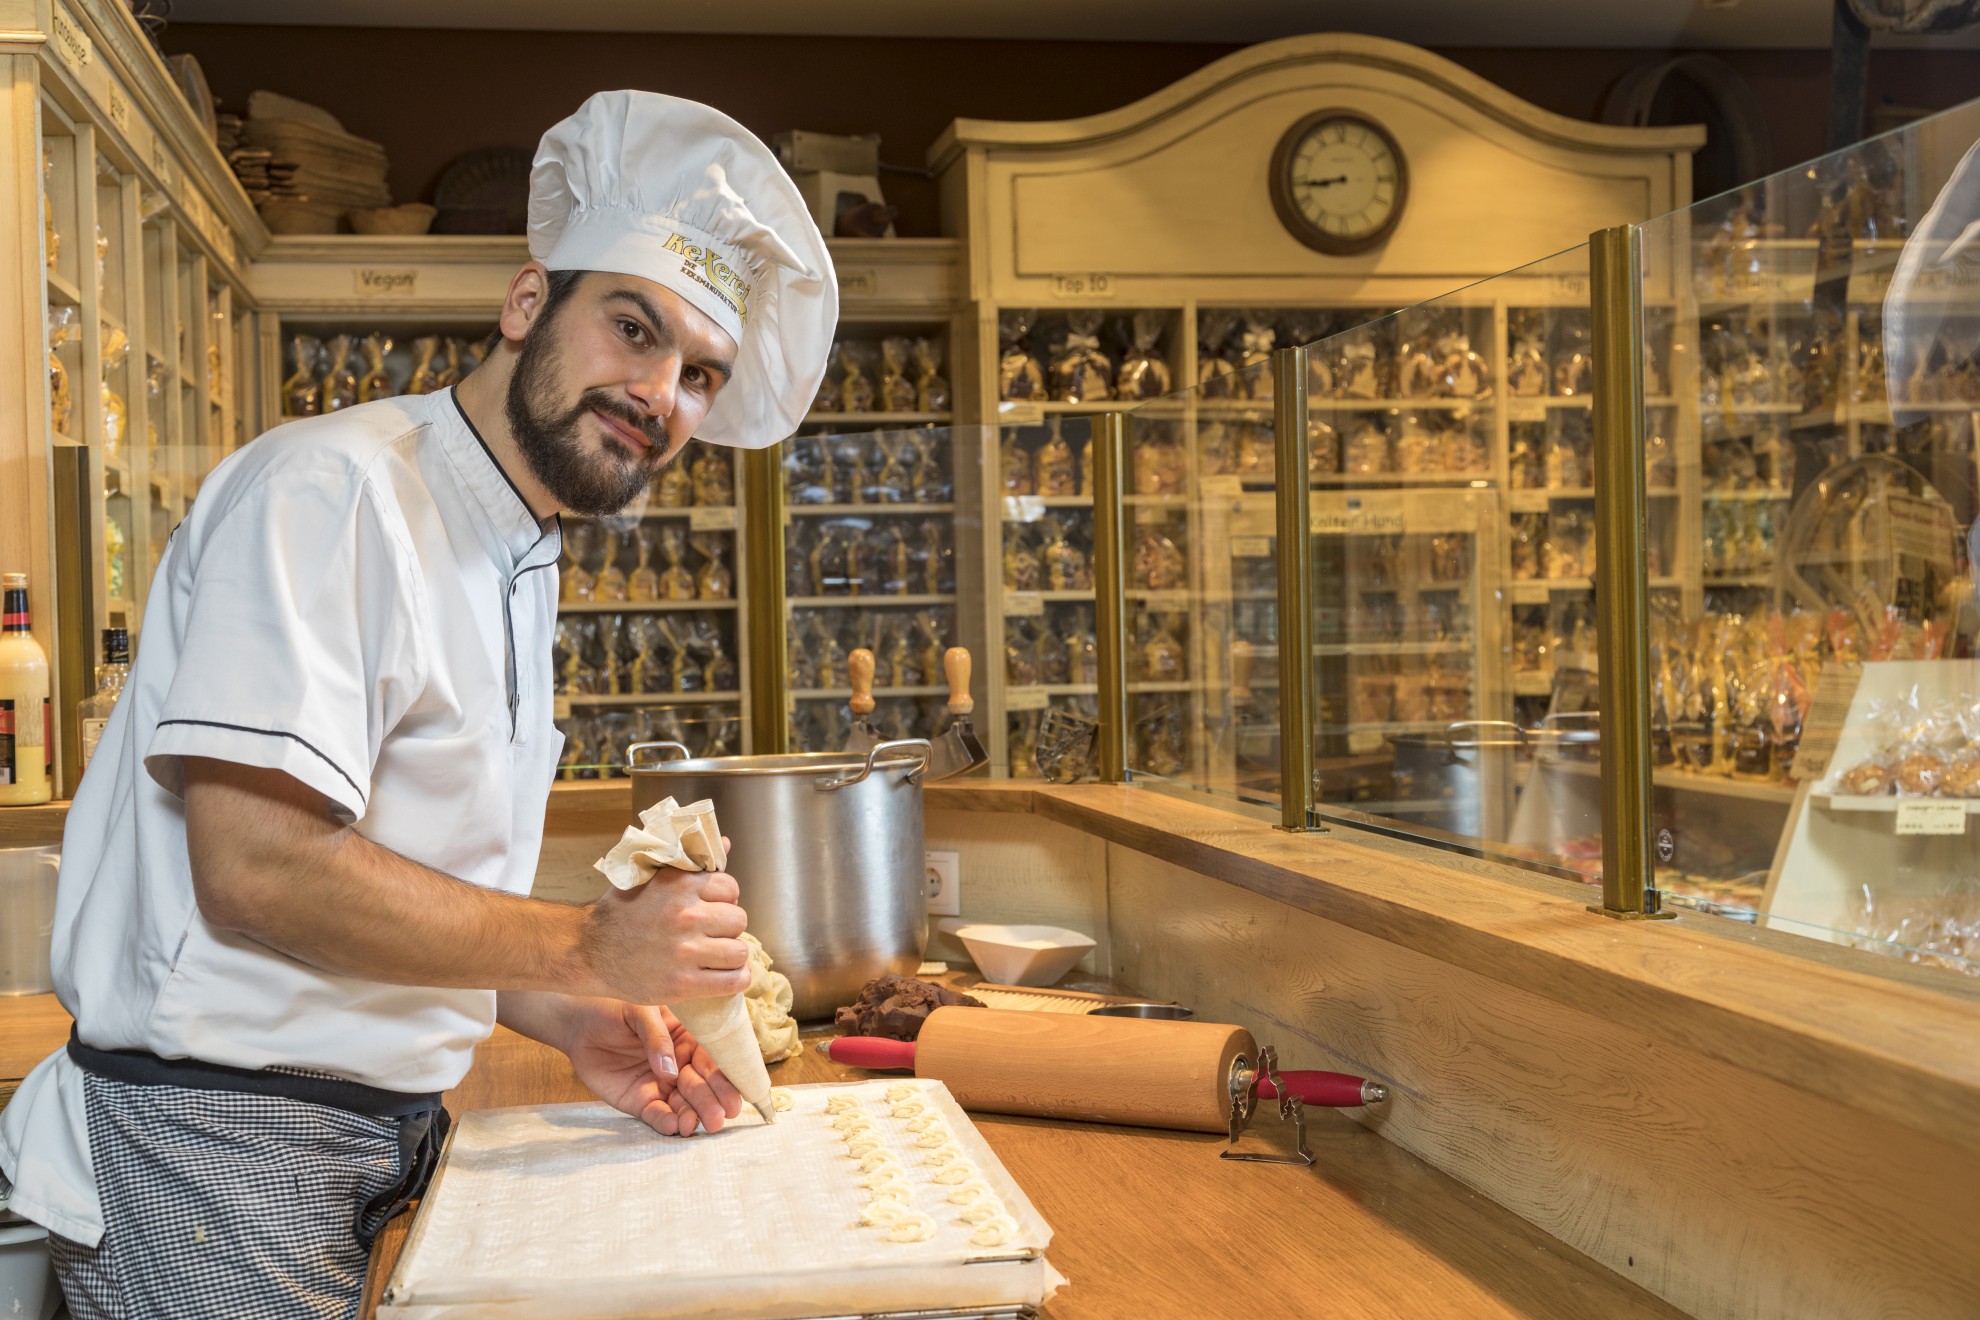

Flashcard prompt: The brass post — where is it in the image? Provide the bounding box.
[1587,226,1670,919]
[1091,413,1131,782]
[741,445,790,756]
[1272,346,1321,832]
[51,449,96,798]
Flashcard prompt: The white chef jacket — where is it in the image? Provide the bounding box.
[0,388,565,1246]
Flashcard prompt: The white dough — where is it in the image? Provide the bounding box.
[884,1214,938,1243]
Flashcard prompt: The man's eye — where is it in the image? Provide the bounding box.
[619,319,645,343]
[683,365,706,387]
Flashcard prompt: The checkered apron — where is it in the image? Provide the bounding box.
[46,1033,449,1320]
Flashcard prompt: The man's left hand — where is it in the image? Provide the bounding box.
[564,998,745,1135]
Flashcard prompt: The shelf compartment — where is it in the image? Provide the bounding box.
[44,269,82,306]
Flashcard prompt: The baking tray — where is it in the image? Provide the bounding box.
[379,1079,1062,1319]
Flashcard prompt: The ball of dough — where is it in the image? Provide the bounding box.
[884,1213,938,1243]
[739,933,802,1063]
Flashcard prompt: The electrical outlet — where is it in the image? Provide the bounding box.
[924,850,961,917]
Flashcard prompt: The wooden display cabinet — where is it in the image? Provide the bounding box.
[6,0,263,796]
[932,35,1701,782]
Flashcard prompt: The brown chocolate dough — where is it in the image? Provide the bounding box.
[833,976,984,1040]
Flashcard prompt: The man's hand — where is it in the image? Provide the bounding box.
[559,998,745,1136]
[576,862,751,1006]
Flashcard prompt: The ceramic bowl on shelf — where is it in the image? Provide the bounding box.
[950,923,1096,987]
[348,203,437,236]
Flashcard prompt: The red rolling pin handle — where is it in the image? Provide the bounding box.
[1257,1070,1385,1107]
[827,1037,918,1070]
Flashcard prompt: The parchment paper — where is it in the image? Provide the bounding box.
[379,1080,1061,1320]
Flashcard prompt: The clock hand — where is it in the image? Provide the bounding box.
[1299,175,1352,188]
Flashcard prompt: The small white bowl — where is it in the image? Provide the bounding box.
[952,923,1096,987]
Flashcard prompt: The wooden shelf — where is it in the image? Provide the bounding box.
[1702,488,1793,501]
[556,599,737,613]
[1810,793,1980,815]
[44,268,82,306]
[1702,574,1775,588]
[787,593,954,608]
[1002,494,1093,509]
[799,411,951,426]
[1546,758,1799,805]
[564,692,741,708]
[787,502,954,516]
[792,685,946,699]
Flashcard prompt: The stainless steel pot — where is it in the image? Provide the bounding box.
[625,739,931,1022]
[1386,720,1526,843]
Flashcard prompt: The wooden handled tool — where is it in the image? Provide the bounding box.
[848,648,876,716]
[925,648,987,780]
[944,647,973,716]
[825,1007,1383,1132]
[843,648,880,753]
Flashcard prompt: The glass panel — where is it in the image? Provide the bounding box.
[1121,352,1275,812]
[989,305,1183,781]
[781,423,980,756]
[1286,247,1610,880]
[994,414,1101,780]
[1634,99,1980,977]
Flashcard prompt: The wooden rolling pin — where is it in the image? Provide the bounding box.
[826,1007,1383,1133]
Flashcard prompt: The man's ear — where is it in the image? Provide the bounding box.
[498,262,560,345]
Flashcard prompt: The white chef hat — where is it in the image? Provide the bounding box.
[528,90,837,449]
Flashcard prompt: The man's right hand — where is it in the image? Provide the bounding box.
[576,866,752,1005]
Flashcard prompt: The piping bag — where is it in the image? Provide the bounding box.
[594,796,777,1123]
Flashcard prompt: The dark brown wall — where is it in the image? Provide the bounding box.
[164,23,1980,235]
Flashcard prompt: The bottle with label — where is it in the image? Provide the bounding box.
[0,572,52,805]
[78,626,130,774]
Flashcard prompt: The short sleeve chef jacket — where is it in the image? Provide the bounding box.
[0,389,564,1246]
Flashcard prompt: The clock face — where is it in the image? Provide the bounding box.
[1269,111,1408,256]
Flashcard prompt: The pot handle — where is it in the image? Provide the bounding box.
[815,739,932,791]
[626,741,692,771]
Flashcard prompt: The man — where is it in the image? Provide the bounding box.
[0,90,835,1317]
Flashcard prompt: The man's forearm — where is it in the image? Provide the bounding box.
[185,757,606,996]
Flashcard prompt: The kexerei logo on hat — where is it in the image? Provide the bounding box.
[662,232,751,323]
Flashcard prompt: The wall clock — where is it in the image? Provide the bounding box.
[1269,110,1408,256]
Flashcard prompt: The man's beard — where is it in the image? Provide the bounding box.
[504,318,678,516]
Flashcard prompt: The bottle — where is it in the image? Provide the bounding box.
[0,572,52,805]
[78,626,131,774]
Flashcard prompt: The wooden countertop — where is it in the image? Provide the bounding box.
[361,1016,1683,1320]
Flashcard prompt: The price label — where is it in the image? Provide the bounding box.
[837,269,877,296]
[553,694,572,721]
[1507,398,1548,423]
[1002,495,1045,524]
[1231,536,1272,558]
[1895,800,1968,836]
[1005,686,1050,711]
[999,401,1044,427]
[1201,474,1243,502]
[1049,272,1117,300]
[1003,592,1043,618]
[107,85,130,132]
[354,269,419,297]
[689,505,737,532]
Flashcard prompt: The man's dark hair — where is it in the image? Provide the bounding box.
[477,269,588,361]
